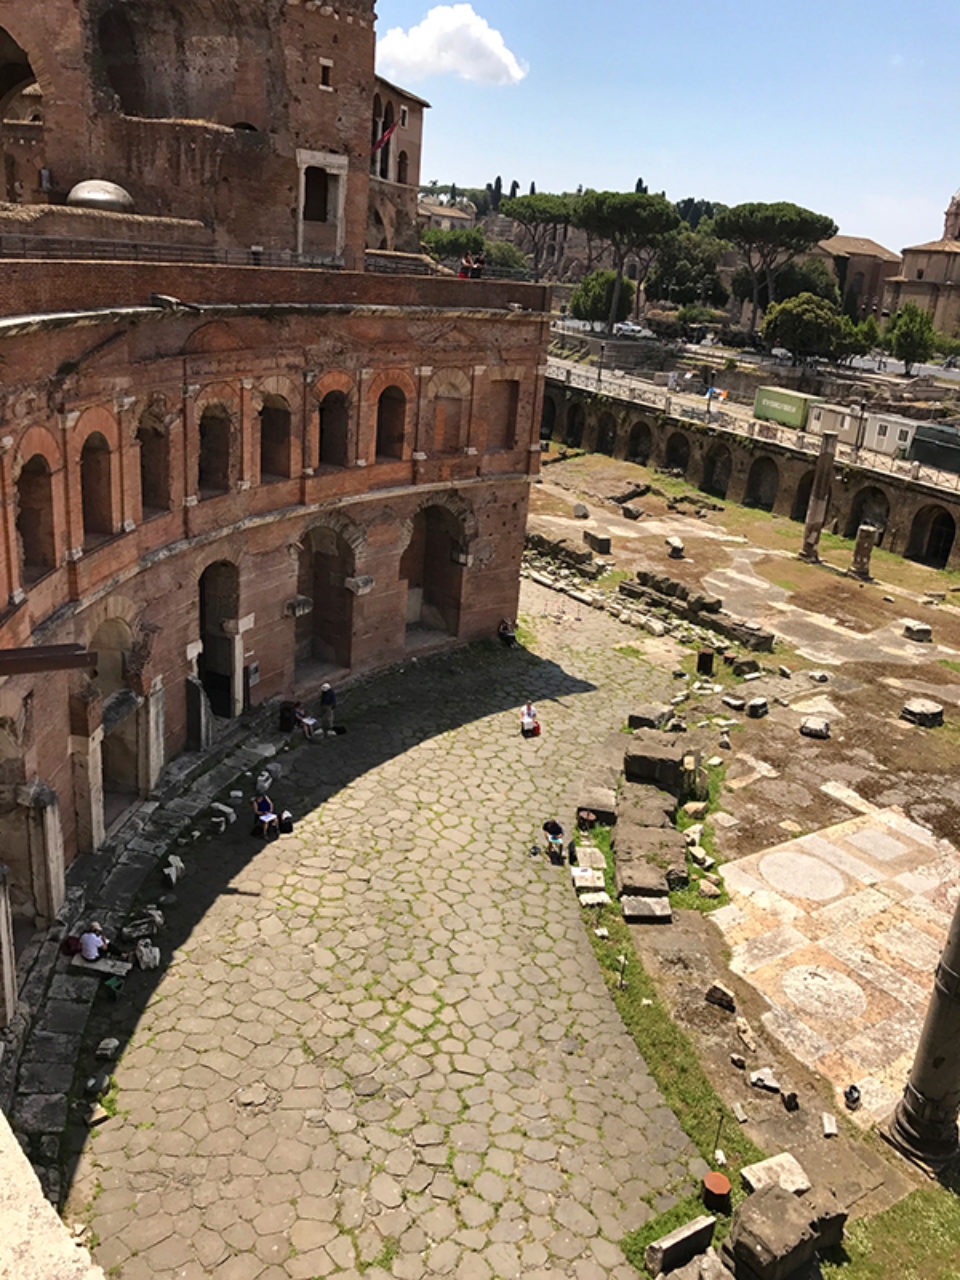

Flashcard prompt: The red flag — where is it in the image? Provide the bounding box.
[371,122,399,155]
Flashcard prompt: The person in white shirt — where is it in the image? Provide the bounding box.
[79,923,108,962]
[520,701,539,738]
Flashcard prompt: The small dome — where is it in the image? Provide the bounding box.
[66,179,134,213]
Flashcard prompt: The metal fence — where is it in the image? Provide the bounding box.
[545,358,960,497]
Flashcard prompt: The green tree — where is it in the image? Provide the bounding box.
[890,303,936,375]
[484,239,529,276]
[646,227,728,307]
[492,175,502,211]
[762,292,844,362]
[713,202,838,333]
[835,315,870,363]
[731,256,840,310]
[421,227,485,261]
[675,197,725,229]
[858,315,881,351]
[499,193,569,281]
[509,180,519,199]
[569,270,635,324]
[572,189,680,332]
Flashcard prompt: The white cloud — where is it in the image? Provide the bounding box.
[376,4,528,86]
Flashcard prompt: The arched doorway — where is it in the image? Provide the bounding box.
[906,505,956,568]
[0,27,38,121]
[791,470,816,522]
[540,397,557,441]
[702,443,733,498]
[198,405,232,496]
[665,432,690,473]
[400,506,465,643]
[376,387,406,460]
[259,394,292,482]
[596,411,617,456]
[137,401,170,516]
[80,432,113,546]
[295,527,354,677]
[16,454,55,582]
[318,391,350,468]
[198,561,239,718]
[628,421,651,463]
[565,402,585,448]
[745,457,780,511]
[91,618,139,829]
[845,486,890,543]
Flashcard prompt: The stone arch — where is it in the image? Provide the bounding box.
[399,490,479,553]
[845,485,890,542]
[317,390,351,469]
[16,454,56,581]
[399,503,467,640]
[256,392,293,483]
[136,396,171,515]
[80,432,114,545]
[701,442,733,498]
[565,401,585,448]
[183,322,245,354]
[197,401,235,496]
[376,386,407,460]
[295,520,360,674]
[906,504,956,569]
[198,560,240,718]
[13,424,62,480]
[791,469,816,522]
[89,616,140,826]
[596,411,617,456]
[745,456,780,511]
[0,25,43,119]
[665,431,690,474]
[541,395,558,441]
[628,420,652,463]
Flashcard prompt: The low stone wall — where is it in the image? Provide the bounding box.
[618,576,776,653]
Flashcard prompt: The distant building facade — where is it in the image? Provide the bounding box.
[883,188,960,334]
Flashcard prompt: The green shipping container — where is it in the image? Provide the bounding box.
[753,387,824,430]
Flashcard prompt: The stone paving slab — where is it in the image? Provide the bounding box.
[715,803,960,1124]
[68,584,699,1280]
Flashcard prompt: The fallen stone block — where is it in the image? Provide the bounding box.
[96,1038,120,1059]
[722,695,746,711]
[211,801,237,823]
[805,1185,847,1250]
[724,1185,818,1280]
[737,1016,758,1052]
[615,858,669,898]
[667,536,685,559]
[781,1090,799,1112]
[572,867,606,892]
[621,896,673,923]
[573,502,589,519]
[746,698,768,718]
[901,698,944,728]
[740,1152,811,1196]
[800,716,830,739]
[699,880,722,899]
[733,657,759,677]
[644,1214,716,1277]
[749,1068,780,1094]
[778,666,792,678]
[733,1102,748,1123]
[683,800,709,819]
[643,617,667,637]
[583,530,611,555]
[579,891,612,908]
[624,732,701,794]
[731,1053,746,1070]
[578,787,617,825]
[705,982,736,1012]
[822,1112,838,1138]
[621,504,643,520]
[628,704,673,731]
[903,619,932,642]
[807,670,829,683]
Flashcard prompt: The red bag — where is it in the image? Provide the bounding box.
[532,721,541,737]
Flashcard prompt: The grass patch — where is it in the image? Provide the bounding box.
[597,567,632,593]
[100,1076,120,1118]
[821,1169,960,1280]
[939,658,960,676]
[515,615,537,648]
[615,644,648,662]
[585,827,765,1254]
[361,1238,399,1272]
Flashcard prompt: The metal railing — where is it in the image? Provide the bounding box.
[546,357,960,496]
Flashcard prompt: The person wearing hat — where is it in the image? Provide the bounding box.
[79,922,109,962]
[319,682,337,736]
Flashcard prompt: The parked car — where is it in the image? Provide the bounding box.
[613,321,656,339]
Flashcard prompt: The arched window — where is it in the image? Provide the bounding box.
[318,391,350,469]
[0,27,37,120]
[258,394,292,482]
[80,432,113,545]
[376,387,406,460]
[370,94,383,176]
[97,8,147,116]
[397,151,409,186]
[16,454,55,581]
[137,403,170,515]
[379,102,395,180]
[198,405,231,496]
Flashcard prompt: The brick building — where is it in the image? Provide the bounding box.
[0,0,549,1016]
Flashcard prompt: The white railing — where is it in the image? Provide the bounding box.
[545,358,960,496]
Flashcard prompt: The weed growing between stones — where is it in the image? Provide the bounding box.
[585,826,765,1257]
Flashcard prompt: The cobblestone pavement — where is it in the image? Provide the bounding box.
[69,583,704,1280]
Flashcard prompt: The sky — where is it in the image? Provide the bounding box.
[375,0,960,252]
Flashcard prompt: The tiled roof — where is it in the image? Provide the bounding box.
[818,235,900,262]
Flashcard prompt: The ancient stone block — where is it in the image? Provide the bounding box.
[705,982,736,1012]
[644,1214,716,1277]
[740,1152,811,1196]
[900,698,944,728]
[583,530,611,555]
[614,859,669,898]
[667,536,685,559]
[733,657,759,676]
[903,619,933,642]
[749,1069,781,1095]
[622,895,673,923]
[573,503,589,518]
[571,867,605,892]
[746,698,768,719]
[624,733,700,794]
[722,695,746,711]
[628,705,673,731]
[578,787,617,825]
[799,716,830,739]
[618,782,676,829]
[724,1186,818,1280]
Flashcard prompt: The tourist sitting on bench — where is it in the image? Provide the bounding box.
[542,818,564,861]
[293,701,318,741]
[498,618,517,648]
[252,791,279,837]
[79,922,110,962]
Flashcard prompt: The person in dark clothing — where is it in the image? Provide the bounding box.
[470,253,485,279]
[498,618,517,648]
[253,791,279,836]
